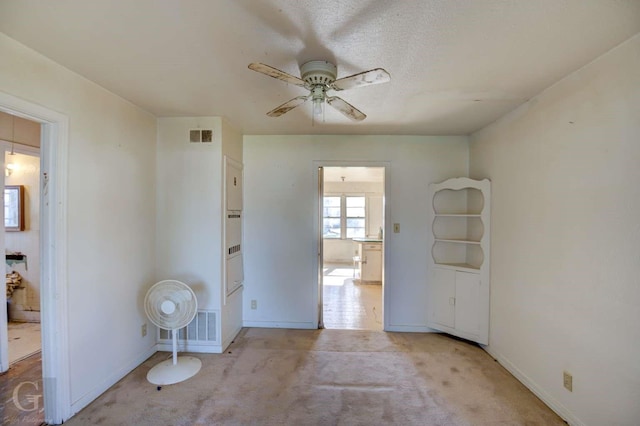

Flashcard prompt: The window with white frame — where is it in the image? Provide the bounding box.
[322,196,341,239]
[323,195,366,239]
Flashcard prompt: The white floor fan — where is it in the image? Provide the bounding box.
[144,280,201,385]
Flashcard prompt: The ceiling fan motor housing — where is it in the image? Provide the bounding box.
[300,60,337,86]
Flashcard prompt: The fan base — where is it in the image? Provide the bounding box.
[147,356,202,385]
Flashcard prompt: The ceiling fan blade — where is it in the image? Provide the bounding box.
[326,96,366,121]
[248,63,307,88]
[331,68,391,91]
[266,96,310,117]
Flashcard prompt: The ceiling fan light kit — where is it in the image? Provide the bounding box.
[249,60,390,122]
[300,60,337,85]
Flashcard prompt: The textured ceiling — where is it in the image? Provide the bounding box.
[1,1,639,135]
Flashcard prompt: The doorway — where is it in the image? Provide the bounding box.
[320,166,384,330]
[1,112,43,424]
[0,93,70,424]
[6,147,42,362]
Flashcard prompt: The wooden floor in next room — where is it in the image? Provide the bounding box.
[322,263,382,330]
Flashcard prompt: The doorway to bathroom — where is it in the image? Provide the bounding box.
[0,93,70,424]
[2,113,42,362]
[320,166,385,330]
[1,111,43,425]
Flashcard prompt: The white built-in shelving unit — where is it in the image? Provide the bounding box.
[428,177,490,345]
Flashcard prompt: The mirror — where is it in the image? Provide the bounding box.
[4,185,25,231]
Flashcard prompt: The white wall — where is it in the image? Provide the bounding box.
[156,117,222,309]
[0,33,157,415]
[5,151,40,322]
[243,135,468,330]
[469,34,640,426]
[156,117,243,351]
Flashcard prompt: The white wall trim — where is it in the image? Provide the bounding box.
[222,325,242,350]
[483,345,583,426]
[0,140,41,156]
[156,323,241,354]
[243,321,317,329]
[386,325,434,333]
[156,343,223,354]
[0,144,7,372]
[0,91,70,424]
[70,345,157,415]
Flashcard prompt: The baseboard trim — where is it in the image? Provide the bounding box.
[385,324,433,332]
[70,345,157,417]
[483,346,584,426]
[222,325,243,351]
[156,343,222,354]
[243,320,316,329]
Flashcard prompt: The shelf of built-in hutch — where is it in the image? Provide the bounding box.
[427,177,491,345]
[430,178,489,270]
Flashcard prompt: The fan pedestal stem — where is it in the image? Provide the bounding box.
[173,329,178,365]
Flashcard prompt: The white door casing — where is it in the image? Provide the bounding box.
[0,92,70,424]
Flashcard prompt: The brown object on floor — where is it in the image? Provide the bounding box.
[65,328,563,425]
[6,270,23,298]
[0,351,44,426]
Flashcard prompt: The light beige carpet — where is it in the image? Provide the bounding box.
[66,328,564,425]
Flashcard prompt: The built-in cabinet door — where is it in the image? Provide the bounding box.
[362,245,382,281]
[225,158,243,211]
[431,268,455,328]
[429,267,481,340]
[454,271,480,336]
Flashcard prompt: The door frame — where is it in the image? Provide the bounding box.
[312,160,390,330]
[0,92,70,424]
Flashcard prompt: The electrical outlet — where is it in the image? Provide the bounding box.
[141,323,147,337]
[563,371,573,392]
[251,300,257,310]
[393,223,400,233]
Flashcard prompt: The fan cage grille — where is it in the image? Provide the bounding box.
[145,280,198,330]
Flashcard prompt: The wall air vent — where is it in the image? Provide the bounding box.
[159,309,218,343]
[189,129,213,143]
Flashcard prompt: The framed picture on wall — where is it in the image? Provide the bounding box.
[4,185,25,231]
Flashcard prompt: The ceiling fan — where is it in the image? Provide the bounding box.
[248,60,390,121]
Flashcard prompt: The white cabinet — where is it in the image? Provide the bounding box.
[356,241,382,283]
[431,268,455,328]
[454,270,481,336]
[225,157,243,211]
[224,156,244,297]
[428,177,490,344]
[430,269,481,336]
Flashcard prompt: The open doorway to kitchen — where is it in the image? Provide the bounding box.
[321,166,384,330]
